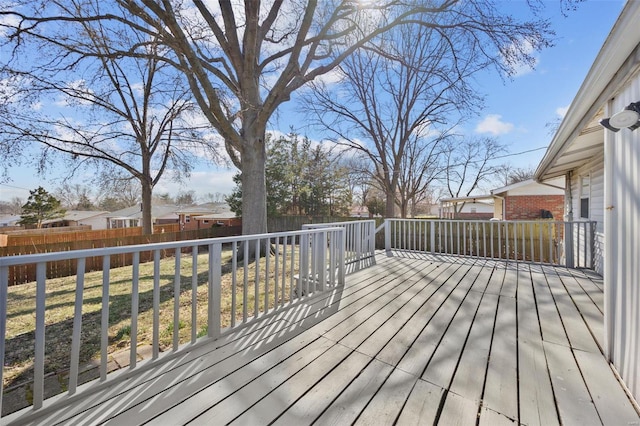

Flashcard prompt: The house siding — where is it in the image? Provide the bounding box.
[568,156,605,274]
[605,80,640,402]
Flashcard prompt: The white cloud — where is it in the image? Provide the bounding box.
[556,105,569,118]
[475,114,514,136]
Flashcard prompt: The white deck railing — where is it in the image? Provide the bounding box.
[383,219,597,268]
[0,227,345,416]
[303,220,376,274]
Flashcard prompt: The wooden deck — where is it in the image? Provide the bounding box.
[6,253,640,425]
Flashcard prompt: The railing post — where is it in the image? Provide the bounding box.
[385,219,391,256]
[564,221,574,268]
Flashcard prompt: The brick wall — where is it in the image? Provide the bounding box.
[504,195,564,220]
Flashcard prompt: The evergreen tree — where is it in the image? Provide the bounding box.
[18,187,66,228]
[227,133,352,219]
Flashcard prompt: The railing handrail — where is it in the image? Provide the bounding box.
[384,218,596,224]
[302,219,376,228]
[0,227,344,267]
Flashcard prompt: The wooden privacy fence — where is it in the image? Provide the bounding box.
[1,226,241,286]
[0,224,179,248]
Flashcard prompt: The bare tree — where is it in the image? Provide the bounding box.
[303,2,548,218]
[1,21,218,233]
[442,137,507,214]
[95,171,143,212]
[305,19,476,218]
[1,0,555,239]
[0,197,24,215]
[55,183,95,210]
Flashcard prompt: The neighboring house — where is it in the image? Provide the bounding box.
[105,205,179,229]
[41,210,109,229]
[175,203,238,230]
[490,177,565,220]
[439,196,494,219]
[193,213,242,228]
[534,0,640,402]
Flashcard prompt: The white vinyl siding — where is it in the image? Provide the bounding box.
[604,79,640,402]
[569,159,604,274]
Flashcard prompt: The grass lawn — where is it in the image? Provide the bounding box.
[3,245,301,391]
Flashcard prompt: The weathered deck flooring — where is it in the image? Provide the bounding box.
[6,253,640,425]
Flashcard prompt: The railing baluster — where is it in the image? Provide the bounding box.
[529,223,534,262]
[69,258,86,395]
[265,237,270,314]
[539,223,544,264]
[583,222,588,268]
[210,244,222,339]
[319,231,327,292]
[514,223,518,261]
[130,252,139,369]
[329,230,337,285]
[100,256,110,380]
[173,249,181,352]
[289,236,295,304]
[490,222,494,259]
[191,246,198,343]
[0,265,7,412]
[254,239,260,318]
[231,241,237,327]
[482,222,486,258]
[243,242,249,322]
[498,222,503,260]
[274,238,280,309]
[552,222,556,264]
[282,238,288,307]
[33,262,46,410]
[153,250,161,359]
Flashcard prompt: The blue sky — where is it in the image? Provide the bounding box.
[0,1,625,203]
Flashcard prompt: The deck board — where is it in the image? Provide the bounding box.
[483,295,519,422]
[518,265,559,426]
[544,267,600,353]
[5,253,639,426]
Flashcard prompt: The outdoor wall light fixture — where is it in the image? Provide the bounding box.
[599,101,640,132]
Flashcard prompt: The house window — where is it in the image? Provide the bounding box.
[580,175,590,218]
[203,220,209,224]
[185,215,190,223]
[470,207,477,214]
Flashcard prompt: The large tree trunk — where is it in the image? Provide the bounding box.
[141,179,153,235]
[241,131,268,236]
[385,193,396,218]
